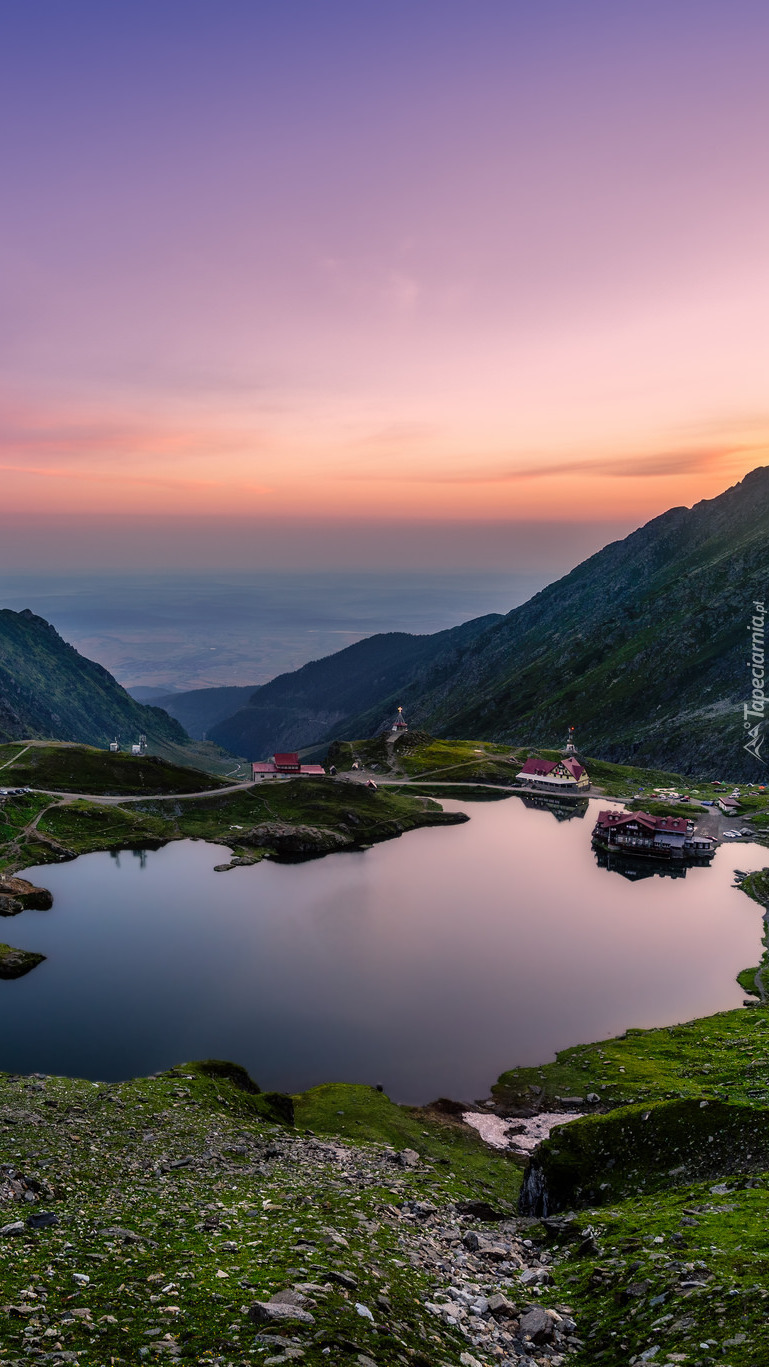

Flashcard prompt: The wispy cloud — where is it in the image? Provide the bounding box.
[341,443,766,486]
[0,462,270,495]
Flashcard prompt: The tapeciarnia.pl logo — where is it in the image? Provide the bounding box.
[744,599,766,763]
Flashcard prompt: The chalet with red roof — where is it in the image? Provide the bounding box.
[592,809,714,860]
[515,754,589,790]
[251,752,326,781]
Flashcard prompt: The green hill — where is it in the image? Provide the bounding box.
[0,608,189,750]
[0,742,223,796]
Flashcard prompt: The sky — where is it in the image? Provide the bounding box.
[2,0,769,569]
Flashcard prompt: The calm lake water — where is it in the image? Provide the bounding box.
[4,797,767,1103]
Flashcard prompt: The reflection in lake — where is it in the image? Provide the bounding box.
[1,796,766,1103]
[594,847,706,880]
[517,793,589,822]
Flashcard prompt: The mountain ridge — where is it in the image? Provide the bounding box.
[334,466,769,777]
[0,607,189,750]
[198,467,769,778]
[208,613,502,759]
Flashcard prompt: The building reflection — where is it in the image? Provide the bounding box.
[518,793,589,822]
[594,847,691,880]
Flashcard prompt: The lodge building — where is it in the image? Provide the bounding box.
[515,755,590,790]
[592,809,715,860]
[251,752,326,781]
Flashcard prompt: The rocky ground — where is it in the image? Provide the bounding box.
[0,1065,579,1367]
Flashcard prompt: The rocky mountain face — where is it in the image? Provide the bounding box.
[329,467,769,779]
[208,614,502,760]
[0,608,189,749]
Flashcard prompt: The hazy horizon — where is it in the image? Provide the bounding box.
[0,568,552,691]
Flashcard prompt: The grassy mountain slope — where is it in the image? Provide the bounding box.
[334,468,769,779]
[0,608,189,750]
[0,742,223,796]
[208,614,501,760]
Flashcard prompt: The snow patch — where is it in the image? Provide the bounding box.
[463,1110,586,1154]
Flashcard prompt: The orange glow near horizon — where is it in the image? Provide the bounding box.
[3,5,769,553]
[2,389,767,525]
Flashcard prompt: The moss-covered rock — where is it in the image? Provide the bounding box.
[0,941,45,978]
[520,1099,769,1214]
[0,874,53,911]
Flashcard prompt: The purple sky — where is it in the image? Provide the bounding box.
[2,2,768,568]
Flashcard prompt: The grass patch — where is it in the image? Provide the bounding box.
[493,1007,769,1112]
[397,737,516,782]
[12,779,466,879]
[36,800,171,857]
[523,1099,769,1212]
[294,1082,522,1209]
[626,799,699,818]
[0,744,224,796]
[547,1178,769,1366]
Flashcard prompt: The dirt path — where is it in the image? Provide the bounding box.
[27,779,255,804]
[0,743,34,771]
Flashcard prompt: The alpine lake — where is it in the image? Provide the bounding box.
[4,795,767,1104]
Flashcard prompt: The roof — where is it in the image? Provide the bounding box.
[595,809,690,834]
[562,756,586,779]
[518,756,558,776]
[274,752,300,766]
[518,755,586,780]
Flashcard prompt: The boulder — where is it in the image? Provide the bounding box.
[456,1199,508,1221]
[487,1292,517,1318]
[518,1305,556,1343]
[248,1299,315,1326]
[395,1148,420,1169]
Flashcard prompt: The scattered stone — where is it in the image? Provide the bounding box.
[519,1305,556,1343]
[327,1270,358,1289]
[26,1211,59,1229]
[456,1199,507,1221]
[268,1289,307,1307]
[395,1148,420,1169]
[98,1225,141,1243]
[248,1300,315,1326]
[320,1228,349,1248]
[463,1230,511,1260]
[487,1292,517,1318]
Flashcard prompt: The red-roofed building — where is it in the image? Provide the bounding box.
[251,753,327,782]
[274,752,301,772]
[592,809,714,860]
[515,754,590,790]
